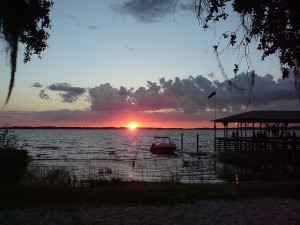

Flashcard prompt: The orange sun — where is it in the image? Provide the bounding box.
[128,122,137,130]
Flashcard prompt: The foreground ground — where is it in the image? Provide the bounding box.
[0,182,300,224]
[1,197,299,225]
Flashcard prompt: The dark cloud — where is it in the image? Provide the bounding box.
[39,90,50,100]
[26,73,298,128]
[33,109,96,122]
[125,45,134,51]
[0,114,13,119]
[75,23,99,31]
[88,25,99,30]
[117,0,192,23]
[67,14,98,31]
[66,14,78,19]
[88,73,298,116]
[48,83,86,103]
[208,72,298,118]
[0,110,110,127]
[177,2,193,11]
[89,83,132,111]
[88,76,206,113]
[120,0,173,23]
[1,108,211,128]
[32,82,42,88]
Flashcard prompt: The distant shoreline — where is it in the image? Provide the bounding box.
[4,126,300,130]
[3,126,213,130]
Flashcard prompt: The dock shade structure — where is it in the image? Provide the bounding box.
[212,111,300,152]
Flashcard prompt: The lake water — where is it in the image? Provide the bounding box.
[12,128,223,183]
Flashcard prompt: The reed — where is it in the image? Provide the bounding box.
[0,125,17,149]
[2,162,300,209]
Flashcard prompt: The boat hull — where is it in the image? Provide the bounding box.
[150,144,177,154]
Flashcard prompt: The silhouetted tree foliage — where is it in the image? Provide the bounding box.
[191,0,300,98]
[0,0,53,107]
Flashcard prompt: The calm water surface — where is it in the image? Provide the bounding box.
[13,129,224,183]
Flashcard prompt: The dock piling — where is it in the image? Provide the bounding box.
[196,133,199,153]
[180,133,183,150]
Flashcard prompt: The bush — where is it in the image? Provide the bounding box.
[0,148,30,185]
[0,125,30,186]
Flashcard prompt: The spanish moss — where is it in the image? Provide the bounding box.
[0,0,53,108]
[3,38,18,109]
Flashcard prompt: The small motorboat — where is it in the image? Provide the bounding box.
[150,136,177,154]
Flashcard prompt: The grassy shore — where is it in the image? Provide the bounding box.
[1,128,300,210]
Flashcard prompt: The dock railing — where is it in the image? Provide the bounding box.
[215,136,300,152]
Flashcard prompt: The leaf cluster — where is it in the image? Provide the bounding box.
[0,0,53,63]
[0,0,53,107]
[234,0,300,79]
[193,0,300,79]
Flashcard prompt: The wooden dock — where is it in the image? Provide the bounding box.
[215,137,300,152]
[212,111,300,153]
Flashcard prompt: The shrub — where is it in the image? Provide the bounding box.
[0,125,30,186]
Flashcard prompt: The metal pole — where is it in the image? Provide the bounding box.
[214,94,217,146]
[214,94,217,121]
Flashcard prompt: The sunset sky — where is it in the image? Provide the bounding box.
[0,0,299,128]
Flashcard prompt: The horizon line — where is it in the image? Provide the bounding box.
[4,126,214,130]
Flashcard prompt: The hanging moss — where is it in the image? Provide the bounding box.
[0,0,53,107]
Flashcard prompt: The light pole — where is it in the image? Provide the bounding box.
[208,91,217,141]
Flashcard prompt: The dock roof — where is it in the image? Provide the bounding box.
[214,111,300,123]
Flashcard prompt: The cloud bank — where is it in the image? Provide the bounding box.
[32,82,43,88]
[13,73,299,128]
[39,90,50,100]
[36,73,299,115]
[88,73,298,116]
[47,83,86,103]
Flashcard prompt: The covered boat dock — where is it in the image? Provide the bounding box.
[213,111,300,152]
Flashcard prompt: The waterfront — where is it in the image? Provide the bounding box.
[13,128,221,183]
[9,128,300,183]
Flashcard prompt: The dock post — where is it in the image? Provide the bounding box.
[181,133,183,150]
[196,133,199,153]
